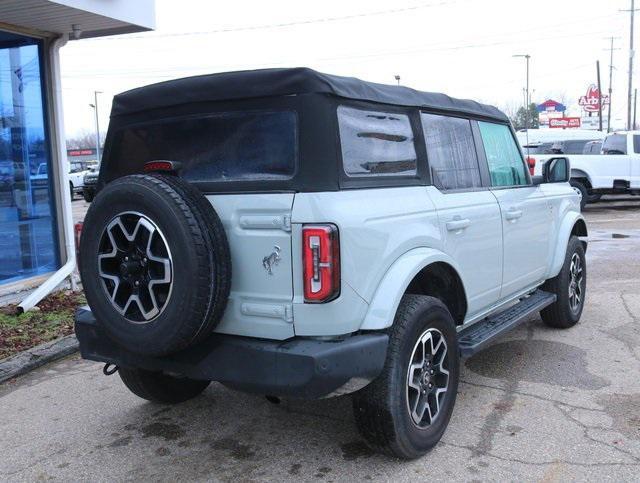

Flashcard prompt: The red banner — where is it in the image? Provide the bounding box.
[549,117,581,129]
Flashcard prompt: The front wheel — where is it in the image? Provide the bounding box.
[541,236,586,329]
[352,295,459,459]
[119,367,210,403]
[83,190,94,202]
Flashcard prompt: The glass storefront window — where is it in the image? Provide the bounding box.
[0,32,59,284]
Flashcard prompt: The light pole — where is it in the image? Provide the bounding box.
[89,90,102,162]
[513,54,531,132]
[394,75,401,86]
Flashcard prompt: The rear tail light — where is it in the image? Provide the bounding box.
[302,224,340,303]
[74,222,83,269]
[526,156,536,176]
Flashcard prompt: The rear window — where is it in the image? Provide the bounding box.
[602,134,627,155]
[110,111,297,182]
[337,105,417,177]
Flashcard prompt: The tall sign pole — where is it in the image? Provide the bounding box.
[597,61,604,131]
[606,36,621,132]
[622,0,638,130]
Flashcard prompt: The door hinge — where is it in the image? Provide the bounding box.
[241,302,294,323]
[239,214,292,232]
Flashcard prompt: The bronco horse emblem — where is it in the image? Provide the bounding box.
[262,245,281,275]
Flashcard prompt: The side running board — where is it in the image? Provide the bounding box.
[458,290,556,358]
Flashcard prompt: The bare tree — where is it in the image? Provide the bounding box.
[66,130,102,150]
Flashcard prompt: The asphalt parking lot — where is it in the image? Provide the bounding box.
[2,197,639,482]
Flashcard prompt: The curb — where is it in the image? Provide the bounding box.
[0,334,79,384]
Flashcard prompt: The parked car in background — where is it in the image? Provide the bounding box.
[75,68,588,459]
[532,131,640,208]
[518,128,605,156]
[68,161,96,200]
[82,166,99,202]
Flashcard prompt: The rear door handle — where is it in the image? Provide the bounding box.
[505,208,523,221]
[446,218,471,232]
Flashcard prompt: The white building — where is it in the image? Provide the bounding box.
[0,1,155,307]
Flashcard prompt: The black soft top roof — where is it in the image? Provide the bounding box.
[111,67,508,122]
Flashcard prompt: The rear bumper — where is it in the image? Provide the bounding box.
[75,307,388,399]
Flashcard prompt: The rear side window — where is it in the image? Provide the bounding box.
[602,134,627,155]
[634,135,640,154]
[563,140,589,154]
[337,106,417,177]
[421,113,481,190]
[111,111,297,182]
[478,122,528,187]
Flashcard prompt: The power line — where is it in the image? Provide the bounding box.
[86,0,462,41]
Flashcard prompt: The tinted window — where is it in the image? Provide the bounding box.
[602,134,627,154]
[563,140,590,154]
[337,106,417,177]
[421,113,481,190]
[478,122,528,186]
[634,135,640,154]
[582,141,602,154]
[111,111,297,182]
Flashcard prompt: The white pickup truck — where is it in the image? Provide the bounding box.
[530,131,640,208]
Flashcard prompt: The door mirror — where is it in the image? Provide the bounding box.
[543,157,570,183]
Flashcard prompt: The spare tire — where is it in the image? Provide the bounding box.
[79,174,231,356]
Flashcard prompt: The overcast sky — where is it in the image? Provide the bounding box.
[60,0,632,138]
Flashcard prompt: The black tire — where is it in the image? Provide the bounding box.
[541,236,586,329]
[83,190,94,202]
[79,174,231,356]
[69,182,74,201]
[570,179,588,210]
[119,367,210,403]
[587,193,602,203]
[352,295,459,459]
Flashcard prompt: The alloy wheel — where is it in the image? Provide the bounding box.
[406,327,449,428]
[568,252,584,313]
[97,212,173,323]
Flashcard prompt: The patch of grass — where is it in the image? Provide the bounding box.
[0,290,85,360]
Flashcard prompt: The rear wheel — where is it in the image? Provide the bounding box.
[119,367,209,403]
[570,179,588,210]
[83,189,94,202]
[69,182,74,201]
[352,295,459,459]
[541,236,586,329]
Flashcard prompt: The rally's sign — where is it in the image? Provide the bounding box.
[549,117,581,129]
[578,85,610,113]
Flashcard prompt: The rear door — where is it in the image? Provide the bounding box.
[421,113,503,319]
[477,121,551,299]
[208,194,294,340]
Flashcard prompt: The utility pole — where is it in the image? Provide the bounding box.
[394,75,400,86]
[513,54,531,134]
[635,88,638,129]
[622,0,639,130]
[597,60,603,131]
[605,36,621,132]
[89,91,102,162]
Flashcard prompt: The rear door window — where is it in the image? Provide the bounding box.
[478,122,528,187]
[112,111,297,182]
[420,113,481,190]
[602,134,627,155]
[337,106,417,177]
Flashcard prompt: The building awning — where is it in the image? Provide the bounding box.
[0,0,155,39]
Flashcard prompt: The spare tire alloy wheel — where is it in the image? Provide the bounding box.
[80,174,231,356]
[98,212,172,322]
[406,328,449,428]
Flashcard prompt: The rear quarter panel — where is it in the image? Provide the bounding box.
[291,186,442,336]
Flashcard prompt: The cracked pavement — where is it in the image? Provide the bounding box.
[1,197,639,481]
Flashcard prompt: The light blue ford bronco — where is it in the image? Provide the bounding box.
[76,68,587,459]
